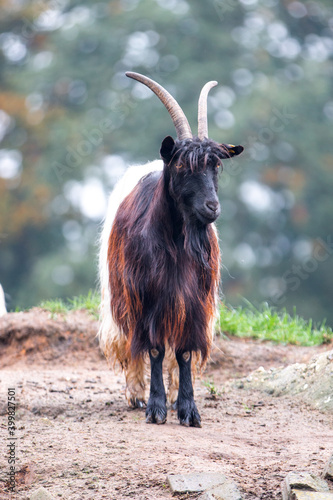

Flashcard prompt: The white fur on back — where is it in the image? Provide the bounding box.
[0,284,6,317]
[98,160,163,354]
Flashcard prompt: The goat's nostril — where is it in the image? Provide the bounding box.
[205,200,219,213]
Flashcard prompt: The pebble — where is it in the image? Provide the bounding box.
[30,486,54,500]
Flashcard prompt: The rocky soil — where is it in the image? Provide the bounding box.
[0,309,332,500]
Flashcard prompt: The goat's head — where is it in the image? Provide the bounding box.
[160,135,243,225]
[126,72,244,226]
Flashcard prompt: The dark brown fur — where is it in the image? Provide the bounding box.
[107,138,224,365]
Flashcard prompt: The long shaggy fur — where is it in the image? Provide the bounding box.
[99,162,165,405]
[99,139,223,405]
[108,171,220,360]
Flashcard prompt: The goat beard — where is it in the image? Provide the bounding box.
[183,217,213,270]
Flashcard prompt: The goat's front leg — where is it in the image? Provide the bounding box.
[146,346,167,424]
[176,351,201,427]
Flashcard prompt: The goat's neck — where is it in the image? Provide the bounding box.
[148,173,211,268]
[146,174,183,247]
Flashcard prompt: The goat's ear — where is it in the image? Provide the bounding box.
[220,144,244,158]
[160,136,175,163]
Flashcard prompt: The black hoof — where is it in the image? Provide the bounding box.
[178,399,201,428]
[146,399,167,424]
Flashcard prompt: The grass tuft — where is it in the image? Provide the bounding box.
[39,290,100,319]
[218,300,333,346]
[203,379,222,398]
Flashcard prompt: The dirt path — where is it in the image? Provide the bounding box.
[0,310,332,499]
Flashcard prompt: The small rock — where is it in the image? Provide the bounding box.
[282,472,330,500]
[39,417,54,426]
[324,453,333,481]
[291,491,333,500]
[49,386,66,393]
[168,472,234,493]
[199,482,243,500]
[30,486,54,500]
[256,366,266,373]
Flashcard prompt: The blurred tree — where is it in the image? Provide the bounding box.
[0,0,332,324]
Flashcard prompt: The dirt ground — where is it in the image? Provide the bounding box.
[0,309,332,500]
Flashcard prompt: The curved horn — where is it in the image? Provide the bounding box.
[198,81,218,140]
[126,72,192,141]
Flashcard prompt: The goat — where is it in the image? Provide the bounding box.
[99,72,243,427]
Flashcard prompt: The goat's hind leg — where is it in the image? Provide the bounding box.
[176,351,201,428]
[146,346,167,424]
[125,356,146,408]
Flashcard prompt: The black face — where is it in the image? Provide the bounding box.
[170,161,221,225]
[160,135,243,227]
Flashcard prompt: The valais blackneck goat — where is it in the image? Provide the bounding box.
[99,72,243,427]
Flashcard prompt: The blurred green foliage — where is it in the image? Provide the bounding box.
[0,0,333,324]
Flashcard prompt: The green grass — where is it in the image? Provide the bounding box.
[218,300,333,346]
[39,290,100,319]
[203,379,223,398]
[38,292,333,346]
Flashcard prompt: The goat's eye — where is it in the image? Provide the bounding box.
[175,164,182,169]
[216,163,220,169]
